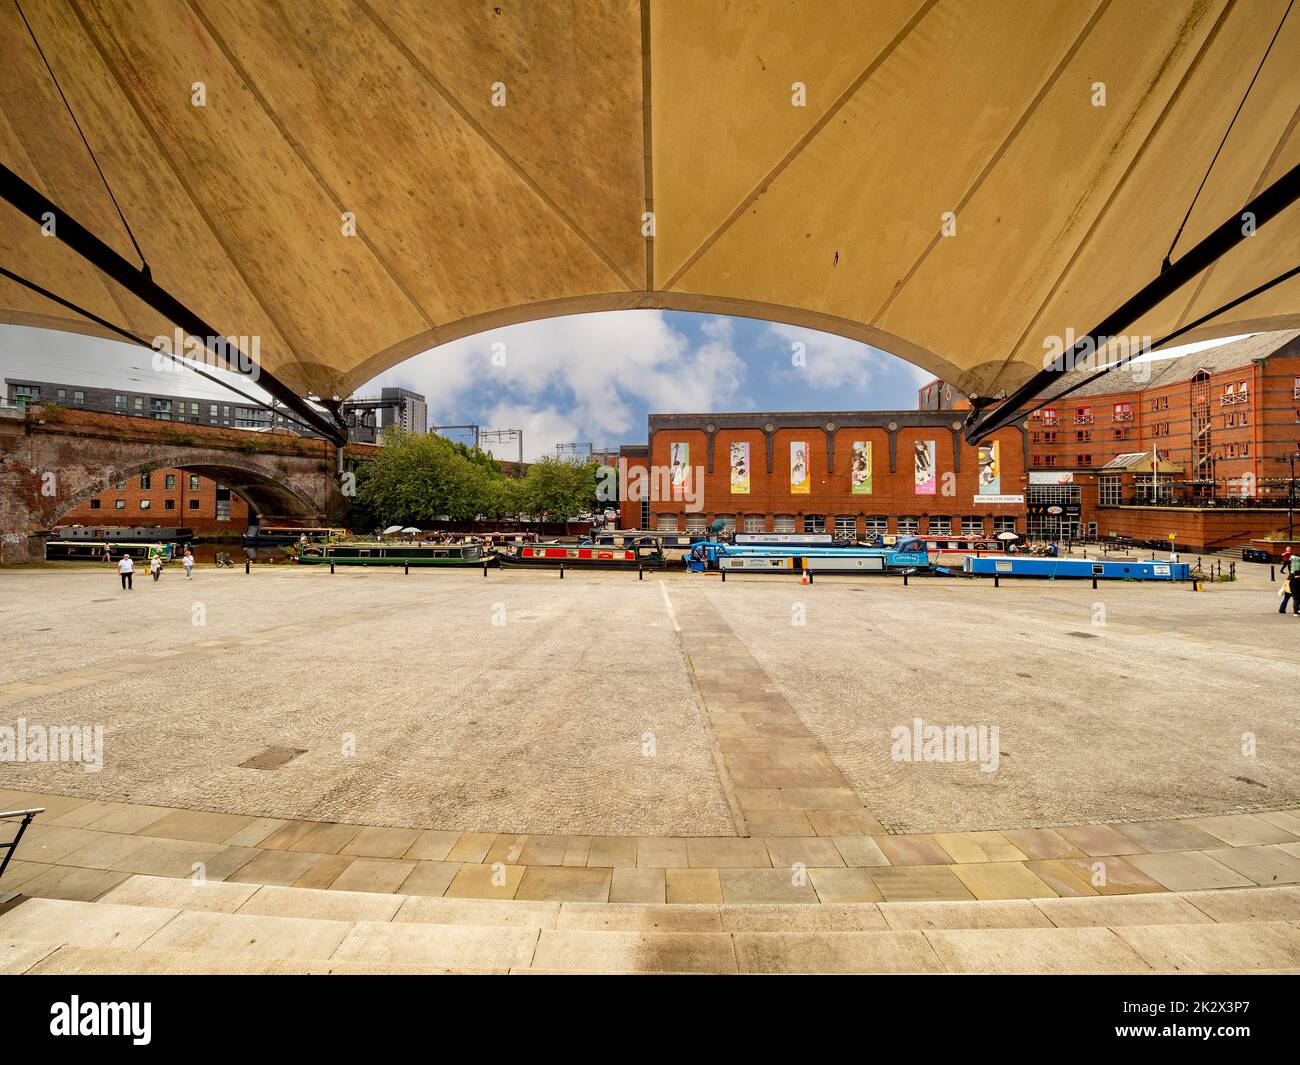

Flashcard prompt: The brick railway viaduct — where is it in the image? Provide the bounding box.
[0,406,360,563]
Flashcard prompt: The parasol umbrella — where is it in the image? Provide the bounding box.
[996,531,1020,541]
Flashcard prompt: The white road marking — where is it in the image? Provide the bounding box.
[658,579,680,633]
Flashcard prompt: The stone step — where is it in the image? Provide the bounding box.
[2,879,1300,977]
[94,874,1300,933]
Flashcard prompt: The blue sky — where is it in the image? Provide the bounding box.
[357,310,934,460]
[1,312,932,462]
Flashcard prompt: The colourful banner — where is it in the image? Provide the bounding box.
[913,439,935,495]
[790,441,810,494]
[729,441,750,494]
[977,441,1000,495]
[669,441,690,499]
[851,440,872,495]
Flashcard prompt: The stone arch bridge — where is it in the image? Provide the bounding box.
[0,405,359,563]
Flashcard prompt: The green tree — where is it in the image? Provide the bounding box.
[517,457,598,521]
[351,429,509,527]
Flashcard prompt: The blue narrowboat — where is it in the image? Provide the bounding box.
[963,557,1189,581]
[686,541,928,574]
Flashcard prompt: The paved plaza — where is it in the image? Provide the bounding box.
[1,562,1297,844]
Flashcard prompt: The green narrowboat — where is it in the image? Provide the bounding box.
[296,541,496,567]
[45,540,167,563]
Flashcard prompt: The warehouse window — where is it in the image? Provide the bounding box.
[773,514,796,533]
[189,474,201,490]
[115,500,125,510]
[927,515,952,535]
[165,475,176,490]
[897,516,920,536]
[803,514,826,533]
[656,514,679,532]
[993,517,1017,534]
[961,516,984,536]
[863,516,888,538]
[188,499,200,510]
[685,515,708,532]
[716,514,736,532]
[743,515,765,533]
[1098,476,1122,506]
[139,473,151,489]
[89,498,100,510]
[139,500,151,510]
[834,515,857,536]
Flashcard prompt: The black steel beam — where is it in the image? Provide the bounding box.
[0,162,346,445]
[964,160,1300,444]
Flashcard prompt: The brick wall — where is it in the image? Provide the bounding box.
[57,469,250,535]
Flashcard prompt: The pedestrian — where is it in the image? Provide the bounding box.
[1279,547,1294,614]
[182,548,195,580]
[150,553,163,582]
[1282,549,1300,616]
[117,552,133,591]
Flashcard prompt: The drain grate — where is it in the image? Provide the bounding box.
[238,746,307,771]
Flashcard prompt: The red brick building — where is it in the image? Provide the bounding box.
[936,331,1300,550]
[620,412,1026,540]
[58,469,250,535]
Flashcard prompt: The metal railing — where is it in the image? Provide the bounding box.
[0,808,45,882]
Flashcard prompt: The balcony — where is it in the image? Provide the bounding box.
[1112,410,1133,422]
[1074,414,1094,425]
[1220,391,1249,406]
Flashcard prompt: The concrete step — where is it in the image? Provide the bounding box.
[2,878,1298,973]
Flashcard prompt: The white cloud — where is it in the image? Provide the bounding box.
[763,322,931,392]
[360,310,749,451]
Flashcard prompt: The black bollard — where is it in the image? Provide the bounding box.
[560,563,565,580]
[903,571,909,587]
[329,561,334,574]
[404,560,409,575]
[720,567,726,582]
[244,560,250,574]
[1092,575,1097,590]
[638,564,643,581]
[483,561,488,577]
[994,573,1000,588]
[808,569,814,584]
[1271,565,1276,581]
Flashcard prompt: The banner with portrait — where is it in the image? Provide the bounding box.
[977,441,1001,495]
[913,439,935,495]
[669,441,690,499]
[729,441,750,494]
[850,440,872,495]
[790,441,810,494]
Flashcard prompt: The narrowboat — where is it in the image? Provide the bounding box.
[686,541,929,573]
[296,542,494,566]
[243,524,348,547]
[499,543,666,569]
[962,556,1189,581]
[57,525,193,543]
[588,530,700,561]
[45,540,168,562]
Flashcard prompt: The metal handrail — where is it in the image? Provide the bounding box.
[0,808,45,881]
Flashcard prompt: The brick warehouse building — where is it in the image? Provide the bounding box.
[55,470,249,536]
[619,413,1027,540]
[931,331,1300,551]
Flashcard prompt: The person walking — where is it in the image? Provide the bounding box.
[1279,547,1295,614]
[117,552,133,591]
[1282,549,1300,616]
[182,548,195,580]
[150,553,163,582]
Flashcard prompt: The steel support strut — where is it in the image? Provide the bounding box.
[0,162,347,445]
[964,161,1300,444]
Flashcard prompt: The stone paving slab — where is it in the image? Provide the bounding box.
[5,789,1299,907]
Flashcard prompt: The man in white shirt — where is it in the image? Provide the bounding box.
[182,549,194,580]
[117,553,133,590]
